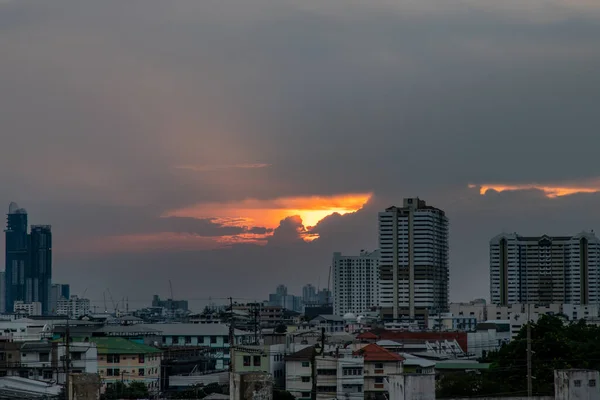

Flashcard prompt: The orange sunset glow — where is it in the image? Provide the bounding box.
[164,192,373,236]
[469,183,600,198]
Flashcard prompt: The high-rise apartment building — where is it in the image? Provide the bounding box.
[5,203,53,315]
[5,203,29,314]
[378,198,449,321]
[302,284,317,304]
[332,250,380,317]
[490,232,600,305]
[50,284,70,314]
[29,225,52,315]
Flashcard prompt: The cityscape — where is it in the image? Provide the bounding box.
[2,0,600,399]
[0,198,598,399]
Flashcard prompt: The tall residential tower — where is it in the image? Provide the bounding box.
[490,232,600,305]
[4,203,53,314]
[378,198,449,321]
[332,250,380,317]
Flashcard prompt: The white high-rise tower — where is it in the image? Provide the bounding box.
[378,198,449,321]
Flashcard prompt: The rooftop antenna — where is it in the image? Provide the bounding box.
[103,292,107,314]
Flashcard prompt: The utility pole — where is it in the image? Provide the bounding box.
[527,302,532,397]
[64,318,70,400]
[228,297,235,400]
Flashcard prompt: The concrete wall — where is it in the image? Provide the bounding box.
[386,374,435,400]
[555,369,600,400]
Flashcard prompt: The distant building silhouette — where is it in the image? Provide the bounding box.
[5,203,53,315]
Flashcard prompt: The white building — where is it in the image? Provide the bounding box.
[285,347,364,400]
[13,302,42,316]
[56,295,91,319]
[555,369,600,400]
[379,198,449,321]
[333,250,380,317]
[490,232,600,305]
[20,341,97,384]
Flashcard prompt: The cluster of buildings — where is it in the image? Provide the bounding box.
[5,198,600,399]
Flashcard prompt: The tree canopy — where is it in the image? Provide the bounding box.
[437,315,600,398]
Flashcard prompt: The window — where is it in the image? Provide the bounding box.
[107,369,114,377]
[42,370,53,380]
[173,336,180,344]
[139,368,145,376]
[243,356,251,366]
[107,354,120,363]
[590,380,596,387]
[185,336,192,344]
[375,377,384,383]
[71,352,82,361]
[211,336,217,344]
[113,368,120,377]
[138,354,145,363]
[39,352,50,362]
[574,380,582,387]
[302,377,310,383]
[374,363,384,369]
[253,356,261,367]
[302,362,310,368]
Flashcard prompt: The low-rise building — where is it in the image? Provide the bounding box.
[309,315,345,333]
[354,344,403,400]
[20,341,97,383]
[285,347,364,400]
[555,369,600,399]
[427,313,477,332]
[90,337,161,393]
[13,302,42,317]
[140,323,253,370]
[233,343,310,388]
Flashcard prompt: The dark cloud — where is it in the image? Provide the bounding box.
[2,0,600,308]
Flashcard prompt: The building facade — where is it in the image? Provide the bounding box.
[29,225,52,315]
[333,250,380,317]
[13,301,42,316]
[378,198,449,321]
[50,284,70,314]
[57,295,91,319]
[490,232,600,305]
[5,203,29,314]
[5,203,53,315]
[91,337,161,393]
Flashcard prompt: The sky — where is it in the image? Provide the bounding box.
[1,0,600,312]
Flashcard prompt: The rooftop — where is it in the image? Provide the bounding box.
[435,361,491,370]
[89,337,162,354]
[140,323,250,337]
[354,344,405,362]
[285,346,314,362]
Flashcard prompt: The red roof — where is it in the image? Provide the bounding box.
[354,343,405,362]
[356,331,378,340]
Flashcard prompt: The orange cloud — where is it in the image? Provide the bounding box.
[174,163,270,172]
[469,183,600,198]
[164,192,372,238]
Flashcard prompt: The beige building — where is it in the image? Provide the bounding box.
[90,337,161,393]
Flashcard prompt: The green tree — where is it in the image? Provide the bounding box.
[275,324,288,334]
[101,381,150,399]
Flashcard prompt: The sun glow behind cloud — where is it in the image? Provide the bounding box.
[164,192,373,241]
[469,183,600,198]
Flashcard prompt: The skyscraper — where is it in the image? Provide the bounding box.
[378,198,449,321]
[333,250,380,316]
[5,203,53,315]
[5,203,29,314]
[302,284,317,304]
[29,225,52,315]
[490,232,600,305]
